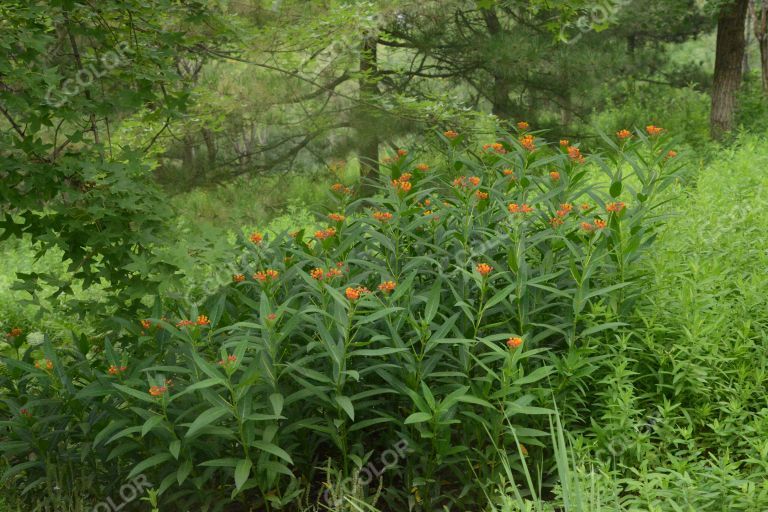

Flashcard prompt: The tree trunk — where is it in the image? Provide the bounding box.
[201,127,216,177]
[357,32,380,197]
[483,8,515,119]
[756,0,768,94]
[711,0,750,140]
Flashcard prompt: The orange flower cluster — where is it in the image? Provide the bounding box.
[580,222,595,232]
[372,211,393,222]
[556,203,573,218]
[416,163,429,172]
[254,269,279,282]
[176,319,195,328]
[108,365,127,375]
[475,191,489,200]
[20,408,31,418]
[250,232,263,244]
[328,213,346,222]
[616,129,631,140]
[482,142,507,154]
[508,203,534,214]
[550,171,560,181]
[517,121,529,130]
[6,327,22,337]
[218,354,237,366]
[520,134,536,152]
[581,203,592,211]
[506,337,523,349]
[560,139,570,147]
[34,359,53,370]
[315,227,337,240]
[196,315,210,326]
[666,150,677,159]
[267,313,277,321]
[233,274,245,283]
[331,183,353,195]
[567,146,585,164]
[502,169,514,176]
[310,267,343,280]
[149,385,167,397]
[443,130,459,139]
[646,125,663,136]
[606,201,626,213]
[476,263,493,276]
[345,286,370,301]
[378,281,396,293]
[397,148,408,157]
[550,217,564,227]
[451,175,481,188]
[391,173,412,193]
[594,219,607,229]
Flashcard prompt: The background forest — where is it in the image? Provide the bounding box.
[2,0,768,511]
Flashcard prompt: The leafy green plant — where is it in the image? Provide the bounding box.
[0,126,678,510]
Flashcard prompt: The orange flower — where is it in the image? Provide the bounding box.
[378,281,396,293]
[310,268,324,280]
[315,227,337,240]
[233,274,245,283]
[108,365,127,375]
[502,169,514,176]
[594,219,607,229]
[328,213,346,222]
[397,148,408,157]
[482,142,507,154]
[560,203,573,213]
[399,173,412,182]
[6,327,22,337]
[196,315,210,326]
[149,385,167,397]
[443,130,459,139]
[267,313,277,321]
[559,139,569,147]
[520,134,536,152]
[345,286,370,301]
[176,319,195,328]
[416,163,429,172]
[254,269,279,282]
[475,191,488,200]
[508,203,533,214]
[550,217,564,227]
[646,125,663,136]
[330,183,345,192]
[616,129,631,140]
[325,268,343,279]
[506,337,523,349]
[218,354,237,366]
[580,222,595,232]
[666,150,677,159]
[34,359,53,370]
[580,203,592,211]
[250,232,263,244]
[517,121,529,130]
[19,408,31,418]
[606,201,626,213]
[567,146,585,164]
[549,171,560,181]
[476,263,493,276]
[373,211,393,222]
[468,176,481,187]
[391,177,412,193]
[452,176,468,188]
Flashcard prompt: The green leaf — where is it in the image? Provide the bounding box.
[404,412,432,424]
[169,440,181,459]
[128,453,172,479]
[251,441,293,464]
[335,395,355,421]
[186,407,229,438]
[234,458,252,492]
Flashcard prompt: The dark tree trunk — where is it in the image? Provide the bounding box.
[756,0,768,94]
[483,8,515,119]
[357,32,380,197]
[711,0,750,140]
[201,128,216,176]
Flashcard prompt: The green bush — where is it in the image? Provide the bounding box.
[0,127,680,511]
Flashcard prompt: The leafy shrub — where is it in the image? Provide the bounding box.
[0,127,680,511]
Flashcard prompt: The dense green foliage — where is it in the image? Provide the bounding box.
[3,0,768,511]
